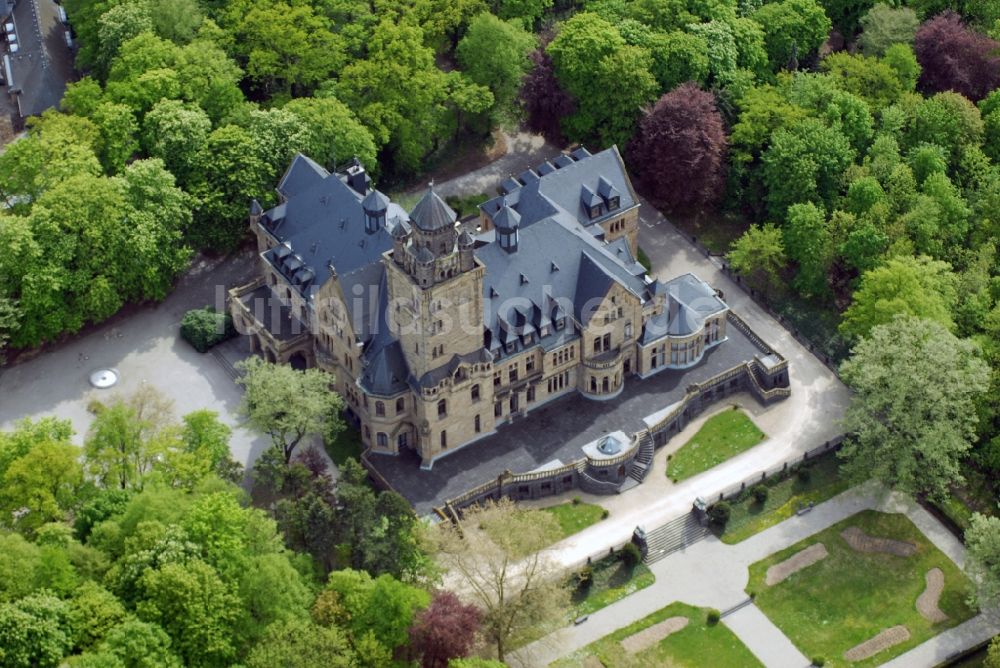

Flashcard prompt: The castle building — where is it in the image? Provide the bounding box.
[230,147,731,469]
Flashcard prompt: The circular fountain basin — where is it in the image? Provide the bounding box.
[89,368,119,389]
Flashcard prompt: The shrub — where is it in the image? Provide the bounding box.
[706,609,721,625]
[601,509,610,519]
[620,542,642,569]
[181,306,235,353]
[797,467,813,484]
[577,566,593,591]
[708,501,731,527]
[572,496,581,505]
[811,657,826,667]
[752,485,769,504]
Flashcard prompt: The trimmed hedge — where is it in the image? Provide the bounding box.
[181,306,236,353]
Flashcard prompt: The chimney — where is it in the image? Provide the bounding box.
[346,157,368,195]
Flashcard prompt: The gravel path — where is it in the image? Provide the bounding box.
[619,616,689,653]
[916,568,948,624]
[765,543,829,586]
[844,625,911,662]
[841,526,917,557]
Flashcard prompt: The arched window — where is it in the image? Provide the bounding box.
[590,377,597,392]
[375,401,385,417]
[376,432,388,448]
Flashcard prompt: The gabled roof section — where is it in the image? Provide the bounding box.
[7,0,72,118]
[359,272,410,396]
[277,154,329,198]
[409,186,457,232]
[574,252,615,325]
[479,146,638,232]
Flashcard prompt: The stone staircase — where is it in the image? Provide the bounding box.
[642,512,710,565]
[627,431,654,483]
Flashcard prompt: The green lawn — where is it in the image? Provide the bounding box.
[445,193,489,218]
[749,510,977,668]
[541,501,607,540]
[667,407,765,482]
[324,426,364,467]
[720,453,850,544]
[551,602,763,668]
[571,556,655,616]
[671,211,751,255]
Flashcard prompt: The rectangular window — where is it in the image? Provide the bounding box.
[494,371,501,386]
[603,333,611,351]
[509,367,518,383]
[494,402,502,417]
[527,387,535,403]
[440,431,447,448]
[471,384,480,401]
[474,415,481,433]
[526,357,535,372]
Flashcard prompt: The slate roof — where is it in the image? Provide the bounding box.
[6,0,72,118]
[259,155,399,299]
[481,146,638,230]
[359,271,411,396]
[476,215,653,360]
[409,187,457,232]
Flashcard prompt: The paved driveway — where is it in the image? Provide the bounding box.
[0,252,274,469]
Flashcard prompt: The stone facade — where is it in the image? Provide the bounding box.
[229,147,761,470]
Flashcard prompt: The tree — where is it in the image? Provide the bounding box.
[325,569,430,654]
[784,202,833,297]
[727,223,788,296]
[0,591,73,668]
[821,52,905,109]
[762,118,856,220]
[644,31,710,91]
[840,255,957,339]
[433,498,569,663]
[142,101,211,187]
[96,2,154,78]
[456,14,535,122]
[85,387,176,490]
[237,357,344,464]
[627,83,727,213]
[914,11,1000,102]
[98,617,182,668]
[859,3,919,56]
[519,48,575,145]
[69,582,128,652]
[907,92,984,162]
[409,590,482,668]
[245,618,355,668]
[0,439,84,534]
[546,14,658,146]
[496,0,552,27]
[819,0,876,40]
[232,1,345,96]
[839,316,990,498]
[965,513,1000,606]
[283,97,377,172]
[752,0,832,71]
[135,559,239,666]
[90,103,140,175]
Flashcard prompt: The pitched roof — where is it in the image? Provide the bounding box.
[277,154,328,198]
[480,146,638,230]
[409,187,456,232]
[6,0,72,117]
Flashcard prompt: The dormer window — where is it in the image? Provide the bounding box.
[555,318,565,330]
[608,196,620,210]
[589,205,603,218]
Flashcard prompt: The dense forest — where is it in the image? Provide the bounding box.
[0,0,999,663]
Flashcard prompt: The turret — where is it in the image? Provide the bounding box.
[363,189,390,235]
[494,200,520,253]
[458,229,475,272]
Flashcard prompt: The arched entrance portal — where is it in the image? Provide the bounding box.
[289,351,308,370]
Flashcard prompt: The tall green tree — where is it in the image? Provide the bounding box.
[283,97,378,172]
[236,358,344,464]
[752,0,832,70]
[456,14,535,122]
[840,255,957,339]
[839,315,990,498]
[784,202,833,297]
[728,223,788,296]
[965,513,1000,606]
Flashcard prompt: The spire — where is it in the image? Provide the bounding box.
[409,184,457,232]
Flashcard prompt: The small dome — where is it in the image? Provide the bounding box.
[415,246,434,264]
[409,185,457,232]
[390,219,411,239]
[493,202,521,232]
[458,229,475,247]
[362,189,390,214]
